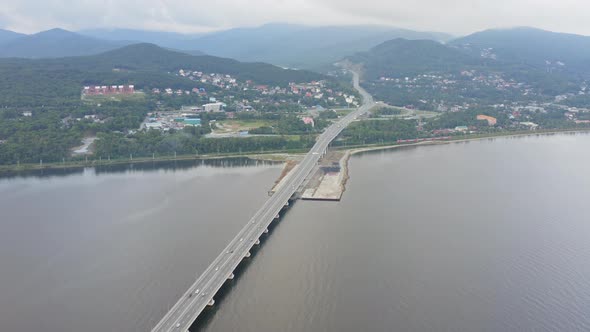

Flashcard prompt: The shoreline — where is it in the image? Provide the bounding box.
[1,129,588,176]
[345,128,590,157]
[0,150,307,176]
[327,128,590,201]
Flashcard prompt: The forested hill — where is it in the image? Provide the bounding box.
[348,38,483,79]
[0,43,325,107]
[450,27,590,76]
[346,36,583,108]
[347,37,581,92]
[87,43,324,84]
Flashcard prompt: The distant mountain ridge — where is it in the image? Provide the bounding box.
[80,23,453,69]
[78,28,204,50]
[1,24,451,66]
[0,29,25,44]
[184,23,454,69]
[0,28,131,58]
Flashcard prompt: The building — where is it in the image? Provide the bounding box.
[82,85,135,96]
[203,102,225,112]
[183,118,202,127]
[302,117,315,127]
[519,122,539,130]
[455,126,469,132]
[477,115,497,126]
[145,122,163,130]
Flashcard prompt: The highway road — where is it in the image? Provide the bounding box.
[152,70,374,332]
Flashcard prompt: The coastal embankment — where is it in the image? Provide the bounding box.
[270,129,590,202]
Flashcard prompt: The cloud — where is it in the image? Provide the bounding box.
[1,0,590,36]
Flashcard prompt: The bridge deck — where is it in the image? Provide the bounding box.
[151,71,373,332]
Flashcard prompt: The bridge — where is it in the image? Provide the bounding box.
[151,71,374,332]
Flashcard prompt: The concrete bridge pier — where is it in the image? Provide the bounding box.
[245,252,251,258]
[264,228,269,234]
[207,299,215,307]
[228,273,235,280]
[275,214,280,219]
[255,239,260,245]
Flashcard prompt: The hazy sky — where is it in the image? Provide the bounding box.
[1,0,590,36]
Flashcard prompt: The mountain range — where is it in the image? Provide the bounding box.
[170,23,453,69]
[350,27,590,81]
[2,24,590,78]
[0,24,451,68]
[0,28,132,58]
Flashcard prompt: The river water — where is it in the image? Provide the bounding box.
[2,134,590,331]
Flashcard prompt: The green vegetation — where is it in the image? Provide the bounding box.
[349,37,584,110]
[0,43,334,166]
[0,99,153,164]
[93,130,316,160]
[349,39,483,80]
[450,27,590,77]
[369,107,402,118]
[336,119,419,145]
[0,43,324,108]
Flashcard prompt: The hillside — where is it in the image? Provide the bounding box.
[450,27,590,76]
[0,28,130,58]
[0,43,325,107]
[78,28,204,48]
[347,37,581,109]
[0,29,25,44]
[81,43,323,84]
[349,38,482,80]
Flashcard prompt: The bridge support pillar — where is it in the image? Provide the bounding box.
[264,228,269,234]
[228,273,235,280]
[275,214,280,219]
[285,201,289,207]
[245,252,251,258]
[255,239,260,245]
[207,299,215,307]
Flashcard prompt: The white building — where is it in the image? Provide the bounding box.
[145,122,163,130]
[203,102,225,112]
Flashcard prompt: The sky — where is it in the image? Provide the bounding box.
[1,0,590,36]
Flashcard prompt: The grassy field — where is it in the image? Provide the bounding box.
[375,104,439,119]
[333,108,356,116]
[214,119,276,133]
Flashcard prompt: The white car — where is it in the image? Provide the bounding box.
[195,289,200,294]
[176,323,181,328]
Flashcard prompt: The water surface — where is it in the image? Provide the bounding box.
[199,133,590,332]
[3,134,590,332]
[0,159,281,332]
